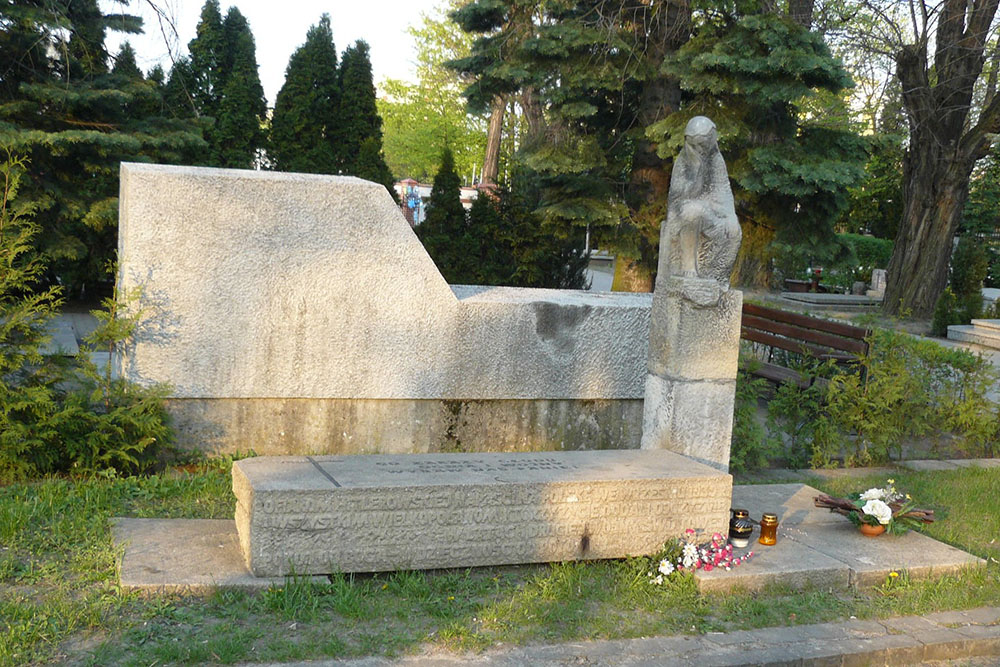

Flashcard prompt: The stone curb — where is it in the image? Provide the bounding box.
[242,606,1000,666]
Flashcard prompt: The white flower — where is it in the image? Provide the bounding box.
[650,574,664,585]
[862,499,893,525]
[682,544,699,568]
[859,488,885,501]
[658,559,675,576]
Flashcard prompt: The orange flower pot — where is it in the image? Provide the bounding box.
[859,523,886,537]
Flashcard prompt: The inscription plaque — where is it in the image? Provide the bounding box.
[233,450,732,576]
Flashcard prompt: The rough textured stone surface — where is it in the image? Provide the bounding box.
[117,163,651,401]
[640,375,736,471]
[898,459,961,471]
[646,277,742,381]
[233,450,732,576]
[167,397,644,456]
[111,518,324,592]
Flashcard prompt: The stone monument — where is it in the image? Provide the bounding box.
[641,116,743,472]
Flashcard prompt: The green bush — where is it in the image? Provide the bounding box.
[729,368,780,472]
[741,327,1000,467]
[932,237,988,334]
[0,154,172,483]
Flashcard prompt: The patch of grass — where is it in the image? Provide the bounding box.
[2,462,998,666]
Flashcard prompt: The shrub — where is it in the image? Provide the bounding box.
[0,154,172,483]
[932,237,988,334]
[729,368,780,472]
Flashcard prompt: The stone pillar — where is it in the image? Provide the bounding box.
[641,276,741,472]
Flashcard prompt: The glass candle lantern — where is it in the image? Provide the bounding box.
[729,508,754,548]
[759,513,778,545]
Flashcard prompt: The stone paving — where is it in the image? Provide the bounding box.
[243,607,1000,666]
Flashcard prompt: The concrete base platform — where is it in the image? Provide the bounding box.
[695,483,985,591]
[114,483,984,595]
[112,518,326,593]
[780,292,882,307]
[947,323,1000,349]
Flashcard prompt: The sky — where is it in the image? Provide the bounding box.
[103,0,443,105]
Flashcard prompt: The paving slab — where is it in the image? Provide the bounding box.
[112,518,325,593]
[899,459,962,471]
[799,466,898,480]
[732,483,846,526]
[40,318,79,356]
[780,292,883,305]
[781,521,985,587]
[256,607,1000,666]
[950,458,1000,469]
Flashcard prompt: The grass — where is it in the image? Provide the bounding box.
[1,461,998,666]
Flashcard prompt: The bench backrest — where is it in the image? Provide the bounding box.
[741,302,871,361]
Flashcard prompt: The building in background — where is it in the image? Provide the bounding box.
[394,179,479,226]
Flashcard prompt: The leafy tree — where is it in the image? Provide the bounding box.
[416,148,473,282]
[856,0,1000,315]
[0,0,205,296]
[269,15,340,173]
[842,134,904,240]
[379,2,487,181]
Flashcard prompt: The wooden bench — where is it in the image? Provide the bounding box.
[740,302,871,389]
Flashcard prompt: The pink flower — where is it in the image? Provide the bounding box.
[704,564,714,572]
[685,528,695,535]
[733,558,741,565]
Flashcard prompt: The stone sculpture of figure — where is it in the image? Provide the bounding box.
[660,116,742,286]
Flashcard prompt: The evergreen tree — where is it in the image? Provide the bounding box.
[269,15,340,173]
[353,137,398,203]
[336,41,380,169]
[416,148,473,282]
[187,0,226,115]
[162,56,198,118]
[336,40,397,198]
[654,8,866,278]
[0,0,206,296]
[212,7,266,168]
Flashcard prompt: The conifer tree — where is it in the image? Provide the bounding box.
[0,0,205,296]
[188,0,226,115]
[212,7,266,168]
[269,15,340,173]
[416,148,472,282]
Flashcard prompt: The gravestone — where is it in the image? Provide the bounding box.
[867,268,887,299]
[233,450,731,576]
[640,117,742,472]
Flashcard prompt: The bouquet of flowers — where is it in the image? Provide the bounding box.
[813,479,934,535]
[647,529,754,585]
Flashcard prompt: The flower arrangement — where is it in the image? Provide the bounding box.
[813,479,935,535]
[647,529,754,584]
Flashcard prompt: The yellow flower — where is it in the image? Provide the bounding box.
[887,479,895,484]
[382,583,388,590]
[448,596,455,601]
[889,571,899,578]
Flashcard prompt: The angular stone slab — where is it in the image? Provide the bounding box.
[112,518,325,593]
[233,450,732,576]
[947,324,1000,349]
[786,522,986,587]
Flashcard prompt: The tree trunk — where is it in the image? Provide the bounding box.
[480,97,505,187]
[884,157,972,317]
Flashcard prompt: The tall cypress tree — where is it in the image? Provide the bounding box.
[269,15,340,173]
[336,41,381,169]
[416,148,472,282]
[187,0,226,116]
[212,7,266,168]
[0,0,205,296]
